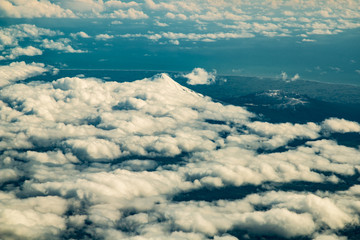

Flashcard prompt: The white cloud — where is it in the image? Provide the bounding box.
[154,20,168,27]
[164,32,255,41]
[1,2,360,239]
[1,71,360,239]
[245,191,355,229]
[184,68,216,85]
[247,121,320,141]
[144,0,177,11]
[70,31,91,39]
[105,0,139,9]
[95,33,114,40]
[2,46,42,60]
[121,31,255,43]
[65,138,123,161]
[0,0,76,18]
[252,22,281,33]
[307,28,343,35]
[237,209,316,238]
[190,11,223,21]
[280,72,300,82]
[0,194,68,239]
[291,73,300,81]
[159,191,354,238]
[280,71,288,81]
[56,0,104,14]
[1,0,359,41]
[0,24,60,47]
[169,39,179,45]
[283,10,295,16]
[302,38,316,42]
[322,118,360,133]
[314,234,348,240]
[41,38,86,53]
[0,169,18,185]
[165,12,187,20]
[110,8,148,19]
[0,61,48,87]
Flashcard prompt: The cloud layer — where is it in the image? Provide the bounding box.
[1,0,360,43]
[0,61,49,87]
[0,24,86,61]
[1,65,360,239]
[1,3,359,239]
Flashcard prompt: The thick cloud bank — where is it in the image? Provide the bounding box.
[1,70,360,239]
[0,61,49,87]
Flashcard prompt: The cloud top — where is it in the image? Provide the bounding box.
[0,61,48,87]
[184,67,216,85]
[0,69,360,239]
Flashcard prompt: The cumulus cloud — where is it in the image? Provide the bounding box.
[280,71,288,81]
[154,20,169,27]
[0,194,68,239]
[52,0,104,14]
[70,31,90,39]
[105,0,139,9]
[183,67,216,85]
[95,34,114,40]
[237,209,316,238]
[314,234,348,240]
[110,8,148,19]
[0,24,59,47]
[165,12,187,20]
[3,46,43,60]
[65,138,123,161]
[0,61,49,87]
[169,39,179,45]
[159,189,358,239]
[0,0,76,18]
[1,1,360,239]
[144,0,177,11]
[161,199,316,238]
[1,71,360,239]
[280,72,300,82]
[322,118,360,133]
[291,73,300,81]
[41,38,86,53]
